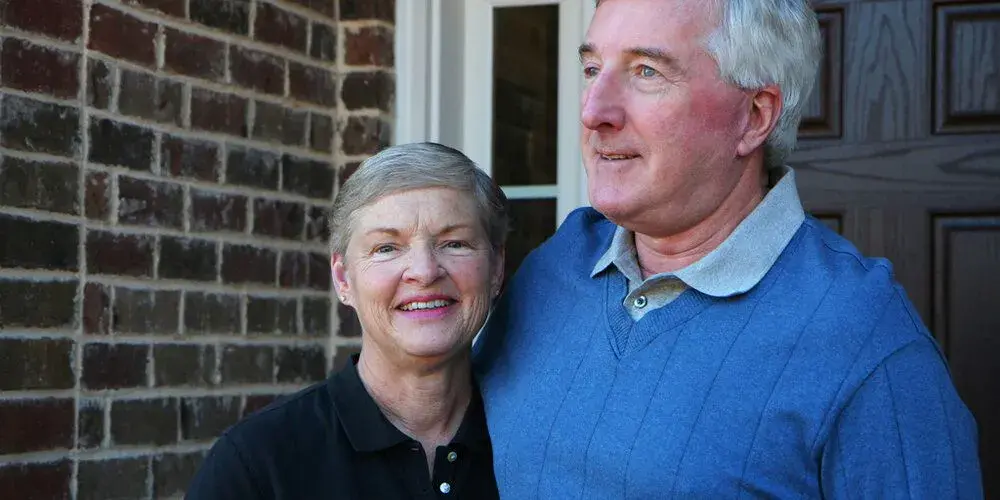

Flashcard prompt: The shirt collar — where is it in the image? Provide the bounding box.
[331,353,491,453]
[591,165,805,297]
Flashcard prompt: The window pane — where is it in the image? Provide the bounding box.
[492,5,559,186]
[503,198,557,285]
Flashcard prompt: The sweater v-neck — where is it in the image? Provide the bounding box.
[603,269,714,358]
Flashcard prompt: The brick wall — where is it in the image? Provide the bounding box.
[0,0,392,497]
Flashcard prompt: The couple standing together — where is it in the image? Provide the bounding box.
[188,0,984,498]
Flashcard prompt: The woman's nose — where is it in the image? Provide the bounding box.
[402,246,443,284]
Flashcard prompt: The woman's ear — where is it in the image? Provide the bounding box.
[331,253,351,305]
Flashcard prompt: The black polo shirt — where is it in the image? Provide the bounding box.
[186,355,499,499]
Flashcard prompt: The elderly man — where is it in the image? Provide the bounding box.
[474,0,984,498]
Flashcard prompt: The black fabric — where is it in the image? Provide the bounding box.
[186,355,499,500]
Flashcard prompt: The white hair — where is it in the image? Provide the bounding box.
[704,0,822,168]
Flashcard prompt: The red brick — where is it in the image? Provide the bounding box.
[0,399,74,454]
[180,396,240,440]
[342,71,393,111]
[0,338,74,390]
[337,301,360,337]
[113,287,181,334]
[252,101,306,146]
[164,28,226,81]
[253,199,305,240]
[190,0,248,36]
[226,147,280,189]
[82,343,148,389]
[83,282,110,334]
[341,116,391,155]
[243,395,277,415]
[221,345,274,384]
[1,38,80,98]
[88,4,156,66]
[0,279,76,330]
[221,245,277,285]
[287,0,335,18]
[282,155,334,199]
[125,0,185,17]
[0,0,82,41]
[161,135,219,182]
[246,296,297,334]
[0,94,80,156]
[87,59,113,109]
[345,26,393,66]
[153,452,205,498]
[191,88,248,137]
[191,189,247,233]
[289,62,335,106]
[309,112,334,153]
[0,157,79,215]
[339,0,394,22]
[158,237,217,281]
[230,47,284,96]
[303,297,331,336]
[338,161,360,186]
[118,177,184,229]
[154,345,216,386]
[118,70,184,125]
[254,2,307,53]
[310,22,335,62]
[306,205,330,243]
[0,461,71,500]
[89,118,155,171]
[78,400,104,448]
[85,172,110,220]
[110,399,177,445]
[0,215,78,271]
[333,344,360,370]
[276,346,326,383]
[184,292,241,334]
[86,230,155,277]
[278,252,329,290]
[78,459,148,500]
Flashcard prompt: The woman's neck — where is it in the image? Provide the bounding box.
[356,349,472,473]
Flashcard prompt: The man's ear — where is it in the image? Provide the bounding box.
[331,253,351,305]
[737,85,782,157]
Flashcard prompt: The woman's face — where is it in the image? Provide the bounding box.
[332,187,503,366]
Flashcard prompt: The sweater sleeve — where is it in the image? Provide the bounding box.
[820,335,983,499]
[185,433,264,500]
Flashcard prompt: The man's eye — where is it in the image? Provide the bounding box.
[638,65,658,78]
[583,65,599,78]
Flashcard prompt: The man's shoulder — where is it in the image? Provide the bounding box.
[525,206,616,265]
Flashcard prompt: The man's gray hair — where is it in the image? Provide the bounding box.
[596,0,822,168]
[328,142,510,258]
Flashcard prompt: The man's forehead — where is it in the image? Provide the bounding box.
[588,0,719,39]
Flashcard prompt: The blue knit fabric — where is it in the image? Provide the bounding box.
[473,207,982,499]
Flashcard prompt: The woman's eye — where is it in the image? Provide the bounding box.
[373,244,396,254]
[443,241,468,250]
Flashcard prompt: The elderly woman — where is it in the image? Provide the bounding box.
[186,142,506,499]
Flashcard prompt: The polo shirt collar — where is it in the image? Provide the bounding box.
[330,354,490,453]
[591,165,805,297]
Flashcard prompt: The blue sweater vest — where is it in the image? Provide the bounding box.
[473,207,982,499]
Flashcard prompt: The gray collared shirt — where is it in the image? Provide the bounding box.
[590,166,806,320]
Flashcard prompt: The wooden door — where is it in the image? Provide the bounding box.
[792,0,1000,495]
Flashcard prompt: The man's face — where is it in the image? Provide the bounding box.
[580,0,754,237]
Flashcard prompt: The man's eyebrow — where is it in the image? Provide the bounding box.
[578,42,595,60]
[626,47,681,70]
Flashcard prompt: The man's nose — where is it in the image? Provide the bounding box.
[403,245,443,284]
[581,72,626,131]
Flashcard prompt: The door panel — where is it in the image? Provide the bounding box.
[796,0,1000,495]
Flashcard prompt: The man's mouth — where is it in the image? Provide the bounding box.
[599,153,640,161]
[398,299,454,311]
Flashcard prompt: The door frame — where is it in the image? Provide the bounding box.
[394,0,595,226]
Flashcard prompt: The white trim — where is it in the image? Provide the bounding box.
[393,0,431,145]
[501,185,560,199]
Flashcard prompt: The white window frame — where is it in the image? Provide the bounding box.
[394,0,594,226]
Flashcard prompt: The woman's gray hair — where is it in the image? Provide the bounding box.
[329,142,510,258]
[595,0,822,168]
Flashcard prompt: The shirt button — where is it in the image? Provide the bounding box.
[447,451,458,462]
[633,295,648,308]
[439,482,452,494]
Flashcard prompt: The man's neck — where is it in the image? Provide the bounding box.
[356,348,471,471]
[633,166,766,277]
